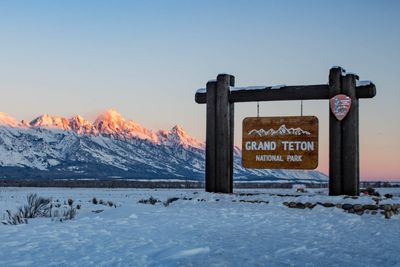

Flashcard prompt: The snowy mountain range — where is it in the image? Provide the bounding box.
[248,124,311,137]
[0,110,327,182]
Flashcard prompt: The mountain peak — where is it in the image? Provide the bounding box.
[19,120,29,128]
[165,124,203,149]
[0,109,203,148]
[0,112,18,127]
[93,110,159,142]
[69,115,95,135]
[171,124,186,135]
[71,115,85,123]
[30,114,70,130]
[99,109,123,121]
[93,109,126,134]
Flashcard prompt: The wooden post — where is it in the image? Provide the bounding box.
[205,74,234,194]
[205,81,217,192]
[215,74,233,193]
[229,76,235,193]
[341,73,359,196]
[329,67,343,196]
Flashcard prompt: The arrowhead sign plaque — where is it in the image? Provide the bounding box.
[330,94,352,121]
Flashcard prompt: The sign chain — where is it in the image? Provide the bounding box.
[301,100,303,116]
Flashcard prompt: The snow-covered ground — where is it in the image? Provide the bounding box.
[0,187,399,267]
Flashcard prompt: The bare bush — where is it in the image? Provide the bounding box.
[138,196,160,205]
[24,194,52,218]
[3,210,28,225]
[163,197,180,207]
[2,194,51,225]
[2,194,79,225]
[60,206,77,221]
[91,197,116,208]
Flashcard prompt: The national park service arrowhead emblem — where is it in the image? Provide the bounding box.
[330,94,351,121]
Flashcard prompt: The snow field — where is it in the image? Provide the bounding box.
[0,187,399,267]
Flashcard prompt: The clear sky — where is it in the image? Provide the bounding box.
[1,0,399,180]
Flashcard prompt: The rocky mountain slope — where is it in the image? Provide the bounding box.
[0,110,327,182]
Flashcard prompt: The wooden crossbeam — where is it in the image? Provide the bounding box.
[195,83,376,104]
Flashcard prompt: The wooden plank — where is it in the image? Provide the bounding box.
[196,85,328,103]
[328,67,343,196]
[230,85,329,102]
[215,74,232,193]
[195,84,376,104]
[205,81,217,192]
[341,74,359,196]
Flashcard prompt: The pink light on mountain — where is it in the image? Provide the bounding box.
[94,109,126,134]
[69,115,97,135]
[0,112,18,127]
[94,109,159,142]
[0,109,204,149]
[159,125,204,149]
[30,114,70,130]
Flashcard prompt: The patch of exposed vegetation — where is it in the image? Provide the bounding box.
[138,196,160,205]
[1,194,80,225]
[163,197,180,207]
[91,197,116,208]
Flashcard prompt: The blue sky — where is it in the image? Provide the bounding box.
[0,1,399,179]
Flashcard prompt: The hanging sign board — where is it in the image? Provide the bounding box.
[242,116,318,169]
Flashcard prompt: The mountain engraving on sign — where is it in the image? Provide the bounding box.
[248,125,311,137]
[242,116,318,169]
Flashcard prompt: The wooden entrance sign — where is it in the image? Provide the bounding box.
[242,116,318,169]
[195,67,376,195]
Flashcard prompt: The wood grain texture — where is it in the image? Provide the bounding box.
[242,116,318,169]
[195,84,376,104]
[205,81,217,192]
[229,76,235,193]
[341,74,359,196]
[328,67,343,196]
[215,74,232,193]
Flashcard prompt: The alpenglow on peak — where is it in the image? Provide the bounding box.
[0,109,204,148]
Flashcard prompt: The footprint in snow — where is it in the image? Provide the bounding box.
[167,247,210,259]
